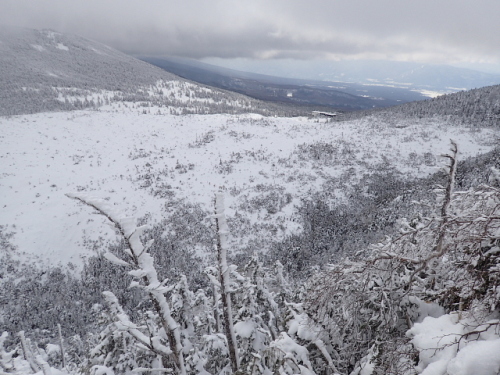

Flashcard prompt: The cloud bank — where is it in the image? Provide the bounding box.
[2,0,499,64]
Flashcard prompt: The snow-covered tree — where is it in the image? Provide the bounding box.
[67,193,187,375]
[305,142,500,374]
[213,194,239,373]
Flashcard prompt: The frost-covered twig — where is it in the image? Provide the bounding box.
[103,291,172,357]
[57,324,67,371]
[18,331,40,373]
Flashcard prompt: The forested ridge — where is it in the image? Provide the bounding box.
[342,84,500,128]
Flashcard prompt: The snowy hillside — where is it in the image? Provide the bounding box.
[0,26,301,117]
[343,83,500,128]
[1,102,498,267]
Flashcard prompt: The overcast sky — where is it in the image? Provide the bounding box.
[2,0,500,71]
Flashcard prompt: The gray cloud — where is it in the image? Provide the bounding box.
[1,0,499,65]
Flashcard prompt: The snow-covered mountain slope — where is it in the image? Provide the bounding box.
[1,103,498,267]
[0,26,299,117]
[141,56,428,109]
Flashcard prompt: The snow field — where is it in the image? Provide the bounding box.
[1,105,498,267]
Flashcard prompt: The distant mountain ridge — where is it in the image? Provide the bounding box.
[141,56,429,110]
[201,58,500,93]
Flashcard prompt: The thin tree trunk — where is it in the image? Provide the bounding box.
[215,194,239,373]
[212,283,222,333]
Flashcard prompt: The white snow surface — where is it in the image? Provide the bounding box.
[447,339,500,375]
[408,314,500,375]
[233,319,255,339]
[30,44,45,52]
[1,104,498,267]
[56,43,69,51]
